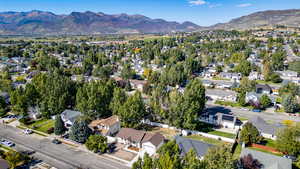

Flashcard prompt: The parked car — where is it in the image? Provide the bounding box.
[0,140,15,147]
[23,129,33,135]
[252,109,261,112]
[52,139,61,144]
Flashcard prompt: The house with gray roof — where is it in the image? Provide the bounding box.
[240,148,292,169]
[61,110,82,128]
[248,116,285,140]
[175,136,214,159]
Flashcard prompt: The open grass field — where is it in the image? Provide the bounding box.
[208,130,236,139]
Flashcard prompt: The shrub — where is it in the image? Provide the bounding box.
[47,127,54,134]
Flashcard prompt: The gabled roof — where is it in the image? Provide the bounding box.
[175,136,214,158]
[248,116,284,135]
[240,148,292,169]
[61,110,82,123]
[116,128,165,147]
[142,132,165,147]
[116,128,146,143]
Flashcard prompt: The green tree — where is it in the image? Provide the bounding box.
[181,79,206,130]
[234,60,252,76]
[259,94,272,109]
[204,146,235,169]
[119,91,146,128]
[239,122,262,145]
[183,150,207,169]
[85,135,108,153]
[54,115,66,135]
[69,118,92,143]
[237,91,246,106]
[4,150,25,169]
[276,124,300,156]
[282,94,299,114]
[109,88,127,115]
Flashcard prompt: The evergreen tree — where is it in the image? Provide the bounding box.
[54,115,66,135]
[69,118,92,143]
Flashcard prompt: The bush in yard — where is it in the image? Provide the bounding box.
[54,115,66,135]
[259,94,272,109]
[239,122,262,145]
[47,127,54,134]
[85,135,108,153]
[19,117,31,125]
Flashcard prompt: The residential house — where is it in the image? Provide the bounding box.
[202,80,214,88]
[248,72,263,80]
[246,92,277,105]
[206,89,237,102]
[216,113,242,129]
[255,84,272,94]
[88,115,120,136]
[130,80,148,92]
[240,148,292,169]
[214,81,233,89]
[116,128,165,155]
[248,116,285,140]
[28,106,41,120]
[219,72,241,82]
[276,70,298,79]
[175,136,214,160]
[61,110,82,128]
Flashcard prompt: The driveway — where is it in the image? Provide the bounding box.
[0,124,129,169]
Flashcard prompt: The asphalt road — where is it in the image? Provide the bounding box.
[206,103,300,123]
[0,125,129,169]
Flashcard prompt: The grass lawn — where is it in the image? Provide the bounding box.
[185,135,228,146]
[237,117,249,121]
[232,144,242,160]
[263,139,277,148]
[256,80,280,86]
[207,130,236,139]
[27,119,54,133]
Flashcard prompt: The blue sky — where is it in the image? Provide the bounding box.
[0,0,299,26]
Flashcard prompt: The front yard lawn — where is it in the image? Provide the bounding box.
[185,135,228,146]
[261,138,277,149]
[207,130,236,139]
[26,119,54,133]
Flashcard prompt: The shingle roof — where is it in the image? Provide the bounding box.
[116,128,165,147]
[175,136,214,158]
[240,148,292,169]
[142,132,165,147]
[248,116,285,135]
[61,110,82,123]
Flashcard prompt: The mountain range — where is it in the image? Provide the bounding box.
[0,10,200,35]
[0,9,299,35]
[208,9,300,30]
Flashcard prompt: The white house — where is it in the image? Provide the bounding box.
[206,89,237,102]
[61,110,82,128]
[116,128,165,155]
[216,113,241,130]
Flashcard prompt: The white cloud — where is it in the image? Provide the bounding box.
[236,3,252,7]
[209,3,222,8]
[188,0,206,6]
